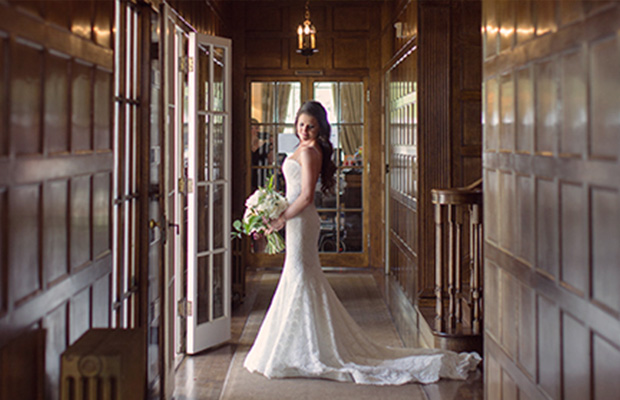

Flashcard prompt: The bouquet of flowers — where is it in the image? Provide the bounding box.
[232,175,288,254]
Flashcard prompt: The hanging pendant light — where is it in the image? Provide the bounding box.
[296,0,317,63]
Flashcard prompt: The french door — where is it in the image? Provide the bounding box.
[186,32,232,354]
[247,78,368,268]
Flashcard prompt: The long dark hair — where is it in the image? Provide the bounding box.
[295,101,337,194]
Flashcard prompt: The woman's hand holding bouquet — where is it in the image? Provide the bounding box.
[232,175,288,254]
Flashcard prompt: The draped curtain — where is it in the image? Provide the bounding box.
[335,83,363,157]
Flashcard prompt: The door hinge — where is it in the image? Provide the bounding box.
[188,56,194,73]
[366,89,370,102]
[179,56,188,73]
[187,178,193,193]
[178,177,185,194]
[178,299,193,317]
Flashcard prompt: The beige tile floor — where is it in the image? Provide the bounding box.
[173,270,482,400]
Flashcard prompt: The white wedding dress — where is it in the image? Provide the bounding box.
[244,158,481,385]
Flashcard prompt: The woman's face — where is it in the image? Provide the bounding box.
[296,113,320,143]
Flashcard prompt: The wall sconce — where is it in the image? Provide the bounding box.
[296,0,317,64]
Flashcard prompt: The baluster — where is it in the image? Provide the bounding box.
[447,204,456,330]
[434,203,444,332]
[455,205,463,325]
[470,203,482,334]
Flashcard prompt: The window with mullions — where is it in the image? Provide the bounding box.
[250,82,302,192]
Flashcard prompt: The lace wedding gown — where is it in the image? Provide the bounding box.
[244,158,481,385]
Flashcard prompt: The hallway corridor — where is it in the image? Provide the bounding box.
[173,271,482,400]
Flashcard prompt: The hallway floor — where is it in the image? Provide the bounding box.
[173,270,482,400]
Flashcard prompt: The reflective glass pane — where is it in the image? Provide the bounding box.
[197,255,210,324]
[198,44,210,111]
[277,125,298,159]
[251,82,274,123]
[339,125,363,166]
[331,126,342,166]
[212,252,224,319]
[197,185,209,253]
[212,115,224,180]
[340,82,364,123]
[341,168,362,209]
[318,212,342,253]
[251,125,275,167]
[342,212,363,252]
[276,82,301,123]
[313,82,337,123]
[213,184,225,249]
[213,46,225,112]
[315,184,337,209]
[198,115,209,181]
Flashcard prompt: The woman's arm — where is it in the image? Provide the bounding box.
[266,147,321,233]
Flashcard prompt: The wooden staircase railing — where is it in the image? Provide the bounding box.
[431,178,483,337]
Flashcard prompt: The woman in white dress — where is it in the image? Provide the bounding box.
[244,101,481,385]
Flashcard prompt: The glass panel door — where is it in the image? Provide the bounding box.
[313,81,365,253]
[186,32,232,354]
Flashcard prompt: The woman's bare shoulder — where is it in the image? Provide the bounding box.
[299,145,321,162]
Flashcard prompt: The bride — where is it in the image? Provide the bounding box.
[243,101,481,385]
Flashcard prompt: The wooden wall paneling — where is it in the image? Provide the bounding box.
[589,34,620,161]
[535,177,558,279]
[71,61,94,153]
[499,72,514,152]
[559,181,588,295]
[559,47,586,157]
[534,58,559,155]
[0,3,115,398]
[516,66,534,154]
[92,172,111,258]
[11,38,43,156]
[333,6,369,32]
[0,33,6,157]
[70,0,94,40]
[43,303,68,400]
[45,0,72,31]
[45,51,70,155]
[558,0,584,27]
[245,38,283,69]
[516,0,534,45]
[590,186,620,314]
[534,0,557,37]
[70,175,91,271]
[561,311,590,400]
[537,293,561,399]
[0,187,5,316]
[499,170,515,254]
[333,38,367,69]
[497,0,514,53]
[483,3,620,397]
[245,3,283,32]
[0,327,45,400]
[69,286,90,343]
[43,179,69,286]
[518,282,536,379]
[592,333,620,399]
[9,184,42,306]
[418,0,451,296]
[94,68,112,151]
[483,0,497,59]
[93,0,114,49]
